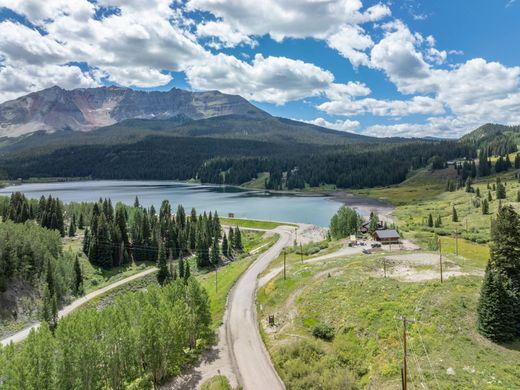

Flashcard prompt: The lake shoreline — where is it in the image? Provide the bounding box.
[0,178,394,224]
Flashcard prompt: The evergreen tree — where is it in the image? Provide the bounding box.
[482,199,489,215]
[452,206,458,222]
[222,233,229,257]
[228,228,235,256]
[73,255,83,296]
[233,227,243,251]
[78,213,85,229]
[477,206,520,341]
[134,196,140,208]
[427,213,433,227]
[184,262,191,280]
[476,187,481,198]
[156,242,170,286]
[434,215,442,228]
[517,190,520,203]
[465,177,473,193]
[477,265,516,342]
[488,191,493,202]
[68,214,76,237]
[368,212,379,234]
[210,235,220,264]
[178,256,185,278]
[496,178,507,199]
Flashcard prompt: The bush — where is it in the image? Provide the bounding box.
[312,323,335,341]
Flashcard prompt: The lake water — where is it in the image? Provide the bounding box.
[0,180,353,227]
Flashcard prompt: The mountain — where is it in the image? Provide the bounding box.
[460,123,519,155]
[0,86,269,137]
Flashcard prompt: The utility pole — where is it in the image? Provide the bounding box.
[439,238,443,283]
[383,258,387,278]
[283,250,287,280]
[397,316,416,390]
[300,243,303,264]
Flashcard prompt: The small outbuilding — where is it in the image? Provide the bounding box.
[373,229,400,244]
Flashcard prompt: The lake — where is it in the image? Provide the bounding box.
[0,180,382,227]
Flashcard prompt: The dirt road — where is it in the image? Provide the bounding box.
[224,226,293,390]
[1,267,157,346]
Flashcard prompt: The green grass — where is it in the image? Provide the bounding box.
[200,375,233,390]
[258,255,520,389]
[62,233,154,294]
[221,217,295,229]
[200,234,278,328]
[242,172,270,189]
[353,168,452,206]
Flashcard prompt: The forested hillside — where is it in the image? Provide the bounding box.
[0,134,475,189]
[460,123,520,156]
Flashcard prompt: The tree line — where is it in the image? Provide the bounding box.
[83,197,243,269]
[0,277,211,389]
[0,134,475,190]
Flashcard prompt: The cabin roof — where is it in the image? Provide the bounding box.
[374,229,400,239]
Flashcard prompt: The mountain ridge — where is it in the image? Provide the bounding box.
[0,85,269,137]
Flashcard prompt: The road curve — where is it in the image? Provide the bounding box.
[225,227,293,390]
[1,267,158,346]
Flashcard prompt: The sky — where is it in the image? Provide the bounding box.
[0,0,519,138]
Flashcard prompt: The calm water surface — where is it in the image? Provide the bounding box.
[0,180,351,227]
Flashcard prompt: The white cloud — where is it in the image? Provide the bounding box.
[299,117,360,132]
[187,0,390,43]
[319,95,444,117]
[196,21,257,48]
[0,64,99,102]
[326,25,373,67]
[186,53,334,104]
[326,82,371,100]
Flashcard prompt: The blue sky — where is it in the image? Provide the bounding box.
[0,0,519,137]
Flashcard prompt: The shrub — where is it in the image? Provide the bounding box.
[312,323,335,341]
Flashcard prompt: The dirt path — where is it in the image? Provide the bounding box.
[165,224,316,390]
[1,267,158,347]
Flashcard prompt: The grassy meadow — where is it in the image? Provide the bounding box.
[258,251,520,389]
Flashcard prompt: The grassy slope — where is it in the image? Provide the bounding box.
[258,252,520,389]
[257,165,520,389]
[221,217,296,229]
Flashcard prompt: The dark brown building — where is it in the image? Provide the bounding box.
[373,229,400,244]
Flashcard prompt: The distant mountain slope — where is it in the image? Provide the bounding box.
[0,86,268,137]
[0,113,382,156]
[460,123,520,143]
[460,123,520,155]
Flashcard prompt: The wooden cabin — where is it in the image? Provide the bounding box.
[373,229,400,244]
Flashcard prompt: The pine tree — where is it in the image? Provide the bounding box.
[488,191,493,201]
[496,179,507,200]
[233,227,243,251]
[477,265,516,342]
[210,235,220,264]
[78,213,84,229]
[156,242,170,286]
[68,214,76,237]
[434,215,442,228]
[134,196,140,208]
[465,177,473,193]
[228,228,234,255]
[73,255,83,296]
[184,262,191,280]
[452,206,458,222]
[427,213,433,227]
[482,199,489,215]
[476,187,481,198]
[477,206,520,341]
[178,256,185,278]
[517,190,520,203]
[222,233,229,257]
